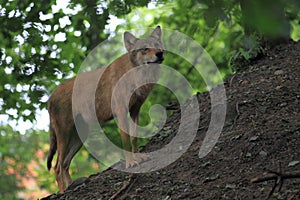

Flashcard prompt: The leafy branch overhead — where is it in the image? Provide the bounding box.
[0,0,149,121]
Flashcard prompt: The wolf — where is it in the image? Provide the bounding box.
[47,26,164,192]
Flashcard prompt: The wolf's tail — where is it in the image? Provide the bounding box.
[47,115,57,171]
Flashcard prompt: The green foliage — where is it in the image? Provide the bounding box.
[0,125,41,198]
[0,0,152,122]
[0,130,21,199]
[229,34,266,71]
[0,125,100,199]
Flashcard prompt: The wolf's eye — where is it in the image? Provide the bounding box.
[142,48,149,54]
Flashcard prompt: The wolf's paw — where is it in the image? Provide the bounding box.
[125,153,149,168]
[133,153,148,163]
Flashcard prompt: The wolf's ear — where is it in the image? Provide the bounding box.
[124,32,138,52]
[150,26,162,40]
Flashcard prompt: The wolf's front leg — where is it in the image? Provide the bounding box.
[129,107,149,164]
[115,108,135,168]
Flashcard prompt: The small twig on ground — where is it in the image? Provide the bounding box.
[229,74,237,87]
[109,174,137,200]
[250,170,300,183]
[266,163,283,199]
[230,102,240,130]
[251,169,300,200]
[235,102,240,116]
[119,177,138,200]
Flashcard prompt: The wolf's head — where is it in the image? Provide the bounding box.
[124,26,165,66]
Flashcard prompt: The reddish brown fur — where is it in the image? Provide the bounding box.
[47,26,164,192]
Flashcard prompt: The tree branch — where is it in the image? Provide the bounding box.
[251,170,300,199]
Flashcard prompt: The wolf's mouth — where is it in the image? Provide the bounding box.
[145,58,164,64]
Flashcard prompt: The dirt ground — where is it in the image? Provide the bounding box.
[42,40,300,200]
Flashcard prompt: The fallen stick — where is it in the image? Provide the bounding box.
[109,174,137,200]
[251,171,300,183]
[251,170,300,199]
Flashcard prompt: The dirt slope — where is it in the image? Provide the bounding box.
[42,41,300,200]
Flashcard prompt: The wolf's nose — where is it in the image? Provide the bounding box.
[156,51,164,59]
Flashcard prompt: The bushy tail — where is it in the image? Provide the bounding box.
[47,119,57,171]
